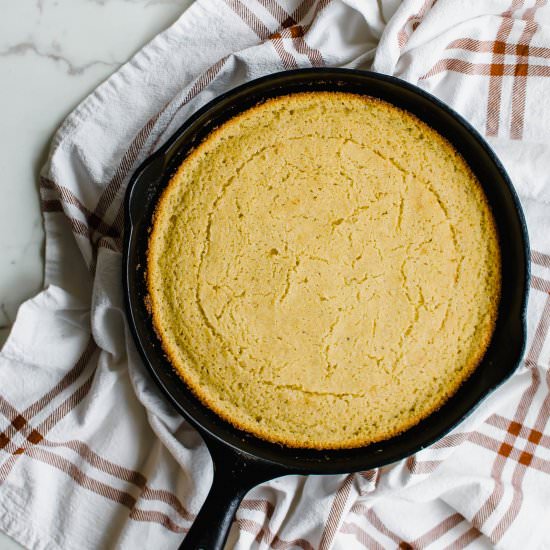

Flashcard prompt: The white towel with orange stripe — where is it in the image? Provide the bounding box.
[2,0,550,548]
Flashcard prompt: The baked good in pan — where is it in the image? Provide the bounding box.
[147,92,500,449]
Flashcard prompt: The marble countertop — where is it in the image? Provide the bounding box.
[0,0,193,348]
[0,1,192,546]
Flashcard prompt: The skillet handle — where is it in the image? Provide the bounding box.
[179,436,283,550]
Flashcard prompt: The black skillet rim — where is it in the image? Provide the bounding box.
[123,68,530,474]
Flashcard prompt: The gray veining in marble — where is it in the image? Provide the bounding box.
[0,0,193,345]
[0,42,123,75]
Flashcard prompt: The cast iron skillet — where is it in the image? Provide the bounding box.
[123,68,529,550]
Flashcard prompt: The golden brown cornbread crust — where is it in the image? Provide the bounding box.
[147,91,501,449]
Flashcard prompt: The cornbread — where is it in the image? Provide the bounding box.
[147,92,500,449]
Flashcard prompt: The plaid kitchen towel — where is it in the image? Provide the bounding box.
[1,0,550,548]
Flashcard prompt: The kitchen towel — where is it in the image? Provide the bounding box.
[1,0,550,548]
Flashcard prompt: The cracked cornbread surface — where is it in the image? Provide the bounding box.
[147,92,500,449]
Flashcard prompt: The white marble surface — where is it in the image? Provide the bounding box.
[0,0,193,344]
[0,0,193,547]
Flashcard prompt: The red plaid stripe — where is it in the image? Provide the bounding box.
[339,521,386,550]
[347,502,484,549]
[487,413,550,448]
[421,0,548,139]
[470,429,550,475]
[0,351,98,482]
[235,496,317,549]
[443,526,484,550]
[258,0,325,66]
[408,513,465,548]
[235,518,315,549]
[40,177,122,253]
[397,0,436,49]
[319,474,355,550]
[470,370,541,533]
[23,447,189,533]
[224,0,297,68]
[350,503,403,546]
[486,0,523,137]
[490,323,550,541]
[510,0,547,138]
[225,0,328,70]
[0,338,194,533]
[533,250,550,267]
